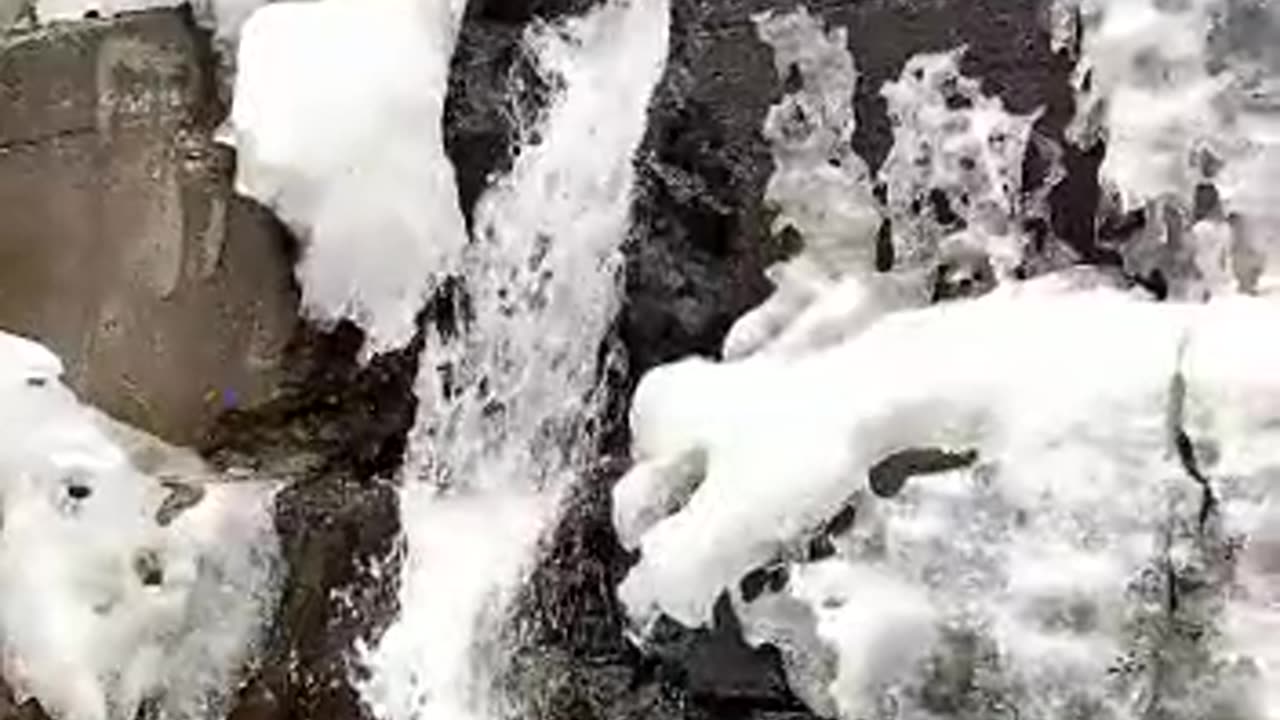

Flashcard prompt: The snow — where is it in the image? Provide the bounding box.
[878,49,1041,278]
[189,0,275,44]
[359,1,669,718]
[0,331,280,720]
[615,286,1280,718]
[727,12,1056,365]
[227,0,469,357]
[31,0,270,40]
[1062,0,1280,296]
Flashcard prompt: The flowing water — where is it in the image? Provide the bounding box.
[9,1,1280,719]
[359,2,670,718]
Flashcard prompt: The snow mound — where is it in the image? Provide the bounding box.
[615,286,1280,719]
[0,331,280,720]
[879,49,1041,278]
[228,0,469,357]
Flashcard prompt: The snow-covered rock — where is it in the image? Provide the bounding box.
[227,0,469,358]
[1062,0,1280,297]
[0,331,280,720]
[615,286,1280,719]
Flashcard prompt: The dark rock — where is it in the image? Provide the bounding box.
[0,680,50,720]
[445,19,525,228]
[466,0,603,24]
[868,448,980,498]
[204,318,422,720]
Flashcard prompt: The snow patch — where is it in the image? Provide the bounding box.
[616,288,1280,718]
[0,331,279,720]
[228,0,469,357]
[33,0,172,22]
[29,0,270,41]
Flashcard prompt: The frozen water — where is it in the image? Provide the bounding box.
[228,0,469,357]
[616,287,1280,719]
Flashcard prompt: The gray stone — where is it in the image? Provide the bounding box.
[0,11,297,444]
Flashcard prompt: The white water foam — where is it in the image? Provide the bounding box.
[616,4,1280,719]
[359,1,670,719]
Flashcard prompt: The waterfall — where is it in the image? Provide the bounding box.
[359,1,670,719]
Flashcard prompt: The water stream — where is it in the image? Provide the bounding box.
[359,2,669,718]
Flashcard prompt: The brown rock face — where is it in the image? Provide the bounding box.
[0,9,297,445]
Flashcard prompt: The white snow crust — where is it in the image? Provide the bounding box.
[0,331,280,720]
[1063,0,1280,296]
[358,1,669,719]
[227,0,469,357]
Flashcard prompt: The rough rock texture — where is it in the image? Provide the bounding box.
[0,10,297,444]
[204,320,419,720]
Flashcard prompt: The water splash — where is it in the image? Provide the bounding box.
[359,2,670,718]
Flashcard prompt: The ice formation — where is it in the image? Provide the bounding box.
[359,1,669,719]
[722,8,890,361]
[227,0,469,357]
[0,331,280,720]
[878,49,1041,279]
[617,5,1280,719]
[1063,0,1280,297]
[616,285,1280,719]
[726,11,1053,365]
